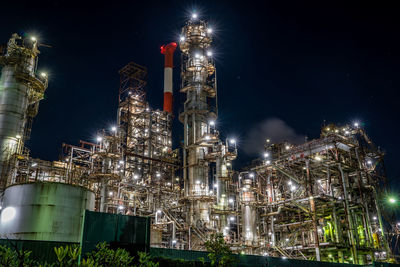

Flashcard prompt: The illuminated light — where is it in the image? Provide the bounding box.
[354,122,360,128]
[268,232,272,235]
[96,136,102,142]
[172,239,177,244]
[229,216,235,221]
[215,215,219,219]
[375,252,379,256]
[31,162,37,167]
[40,72,47,77]
[167,182,171,186]
[180,36,185,41]
[224,226,229,230]
[273,218,276,221]
[397,222,400,226]
[285,238,289,242]
[349,257,353,261]
[266,160,271,164]
[263,152,269,158]
[229,139,236,144]
[196,180,201,185]
[229,198,234,203]
[288,181,292,185]
[118,205,124,210]
[172,201,177,205]
[282,256,287,259]
[389,198,396,204]
[119,160,124,165]
[227,162,231,166]
[315,156,322,161]
[1,207,16,223]
[285,145,290,150]
[111,126,117,132]
[109,192,113,196]
[205,135,210,140]
[207,51,212,57]
[263,252,268,256]
[156,173,161,178]
[345,130,350,135]
[317,179,321,183]
[156,209,162,214]
[328,254,333,258]
[133,175,139,179]
[373,216,377,220]
[317,228,322,233]
[242,188,247,191]
[31,36,37,41]
[209,190,213,194]
[175,177,179,181]
[326,127,330,131]
[192,13,198,19]
[195,53,200,59]
[214,183,218,188]
[249,173,254,178]
[207,28,213,33]
[290,186,296,191]
[266,139,271,143]
[241,251,245,255]
[209,120,215,126]
[367,160,372,165]
[335,129,339,133]
[16,135,21,139]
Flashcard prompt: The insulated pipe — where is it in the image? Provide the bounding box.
[160,43,177,113]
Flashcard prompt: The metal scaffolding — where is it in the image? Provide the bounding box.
[0,17,396,265]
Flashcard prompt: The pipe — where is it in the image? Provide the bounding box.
[160,43,177,114]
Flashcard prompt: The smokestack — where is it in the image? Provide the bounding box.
[161,42,177,113]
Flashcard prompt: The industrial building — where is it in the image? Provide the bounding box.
[0,15,395,265]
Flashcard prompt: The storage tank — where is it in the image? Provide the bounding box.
[0,182,95,242]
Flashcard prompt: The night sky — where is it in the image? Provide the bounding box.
[2,1,399,187]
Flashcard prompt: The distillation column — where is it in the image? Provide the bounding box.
[0,34,48,190]
[179,17,216,229]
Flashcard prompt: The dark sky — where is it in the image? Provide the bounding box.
[2,1,399,187]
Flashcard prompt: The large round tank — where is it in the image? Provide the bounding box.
[0,182,95,242]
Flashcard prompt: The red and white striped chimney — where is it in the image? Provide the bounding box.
[160,42,177,114]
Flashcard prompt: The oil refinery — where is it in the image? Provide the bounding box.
[0,14,396,265]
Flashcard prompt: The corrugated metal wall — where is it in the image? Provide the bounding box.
[80,210,151,256]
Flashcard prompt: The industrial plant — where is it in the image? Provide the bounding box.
[0,14,395,265]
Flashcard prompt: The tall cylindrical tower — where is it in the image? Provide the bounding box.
[161,42,177,114]
[0,34,48,190]
[179,16,216,230]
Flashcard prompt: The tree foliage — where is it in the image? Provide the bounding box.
[204,233,235,267]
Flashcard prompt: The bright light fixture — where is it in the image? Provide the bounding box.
[192,13,198,19]
[207,28,212,33]
[111,126,117,131]
[249,173,254,178]
[207,51,212,57]
[229,198,234,203]
[31,36,37,41]
[229,216,235,221]
[263,152,269,158]
[40,72,47,77]
[209,120,215,126]
[229,139,236,144]
[16,135,21,139]
[96,136,102,142]
[180,36,185,41]
[1,207,16,223]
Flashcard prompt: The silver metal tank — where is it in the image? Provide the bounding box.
[0,34,48,189]
[0,182,95,242]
